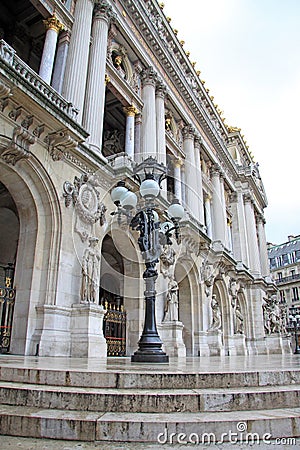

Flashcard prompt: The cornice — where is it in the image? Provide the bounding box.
[117,0,239,184]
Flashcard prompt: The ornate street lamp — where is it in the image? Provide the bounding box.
[288,310,300,354]
[110,157,184,363]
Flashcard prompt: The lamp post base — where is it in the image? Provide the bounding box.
[131,350,169,363]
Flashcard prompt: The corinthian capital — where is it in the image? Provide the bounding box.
[182,124,195,140]
[141,66,158,87]
[43,16,64,33]
[94,0,116,23]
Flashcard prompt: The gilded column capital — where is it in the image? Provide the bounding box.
[94,0,116,23]
[173,157,183,168]
[124,105,138,117]
[182,124,195,140]
[43,16,64,33]
[141,66,158,87]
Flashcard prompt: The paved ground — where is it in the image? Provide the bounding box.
[0,353,300,374]
[0,436,298,449]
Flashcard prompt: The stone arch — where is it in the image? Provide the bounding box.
[0,155,62,355]
[175,257,198,356]
[100,225,143,355]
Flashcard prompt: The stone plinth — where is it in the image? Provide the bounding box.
[226,334,247,356]
[265,334,285,355]
[207,329,225,356]
[158,321,186,357]
[71,303,107,358]
[196,331,210,356]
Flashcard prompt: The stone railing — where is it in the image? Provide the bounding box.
[0,40,78,120]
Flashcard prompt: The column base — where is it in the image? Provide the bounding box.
[158,321,186,357]
[131,350,169,363]
[71,303,107,358]
[207,330,225,356]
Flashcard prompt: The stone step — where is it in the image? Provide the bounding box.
[0,404,299,443]
[0,381,299,413]
[1,366,300,389]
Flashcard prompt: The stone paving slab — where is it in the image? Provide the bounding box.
[1,435,298,450]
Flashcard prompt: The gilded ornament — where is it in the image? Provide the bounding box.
[43,16,64,33]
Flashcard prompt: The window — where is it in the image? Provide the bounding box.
[278,272,283,280]
[292,287,299,302]
[290,252,296,263]
[279,290,286,303]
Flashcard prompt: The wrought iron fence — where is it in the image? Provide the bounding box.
[103,303,126,357]
[0,264,15,353]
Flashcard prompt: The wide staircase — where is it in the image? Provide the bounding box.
[0,356,300,446]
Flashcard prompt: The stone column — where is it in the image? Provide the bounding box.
[211,165,225,243]
[173,158,183,202]
[51,30,70,94]
[204,194,213,238]
[244,194,261,277]
[39,16,64,84]
[134,113,142,160]
[219,175,229,245]
[156,81,167,165]
[230,187,249,267]
[194,135,205,224]
[183,125,199,219]
[123,106,137,159]
[257,213,270,278]
[141,67,157,159]
[83,1,115,153]
[62,0,94,121]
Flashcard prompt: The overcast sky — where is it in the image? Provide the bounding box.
[162,0,300,245]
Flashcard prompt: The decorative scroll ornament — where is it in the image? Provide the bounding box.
[1,126,36,165]
[45,129,78,161]
[63,174,107,242]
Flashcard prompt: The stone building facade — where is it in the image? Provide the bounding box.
[0,0,289,358]
[268,235,300,308]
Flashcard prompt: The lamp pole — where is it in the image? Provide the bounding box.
[110,157,184,363]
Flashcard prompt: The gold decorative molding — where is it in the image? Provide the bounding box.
[124,105,138,117]
[43,16,64,33]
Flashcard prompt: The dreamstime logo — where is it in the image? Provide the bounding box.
[157,421,297,446]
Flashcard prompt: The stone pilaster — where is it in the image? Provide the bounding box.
[244,194,261,277]
[194,135,205,224]
[156,80,167,164]
[83,1,116,154]
[141,67,157,159]
[39,16,64,84]
[173,158,183,202]
[62,0,94,121]
[204,194,213,238]
[183,125,199,219]
[211,165,225,243]
[52,30,70,94]
[230,187,249,267]
[257,213,270,278]
[124,105,137,159]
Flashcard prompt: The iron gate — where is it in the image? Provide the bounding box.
[103,302,126,356]
[0,264,15,353]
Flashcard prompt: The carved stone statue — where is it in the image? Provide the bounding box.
[80,237,100,303]
[262,295,282,335]
[234,300,244,334]
[208,294,222,331]
[163,276,179,322]
[160,245,176,278]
